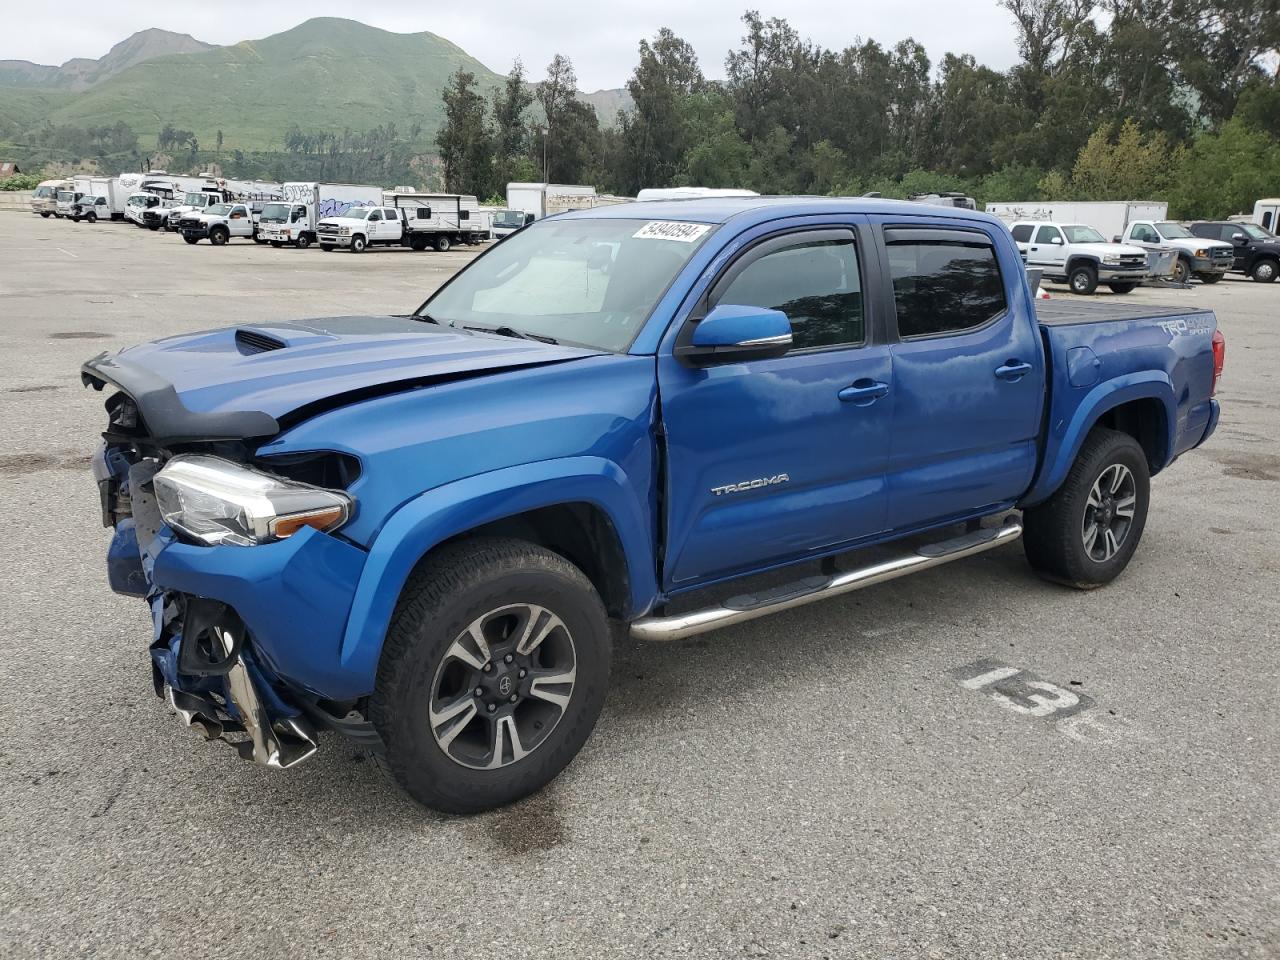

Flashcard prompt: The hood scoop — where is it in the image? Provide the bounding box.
[235,329,288,355]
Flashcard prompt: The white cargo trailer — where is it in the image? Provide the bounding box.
[986,201,1167,242]
[1252,199,1280,233]
[86,176,127,218]
[507,182,598,220]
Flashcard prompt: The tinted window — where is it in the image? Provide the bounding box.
[888,242,1007,338]
[460,209,470,220]
[1132,224,1159,243]
[715,235,864,349]
[1264,211,1274,231]
[367,210,381,221]
[1034,225,1061,244]
[1010,224,1033,243]
[416,207,432,220]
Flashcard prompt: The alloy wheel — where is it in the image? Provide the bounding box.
[428,603,577,770]
[1082,463,1137,562]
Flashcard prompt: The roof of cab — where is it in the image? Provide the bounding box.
[558,195,1002,229]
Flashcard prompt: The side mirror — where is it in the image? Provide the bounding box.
[1112,235,1122,243]
[677,304,793,365]
[1051,236,1064,245]
[1232,233,1245,241]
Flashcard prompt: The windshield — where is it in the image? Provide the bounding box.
[57,191,74,201]
[206,204,232,216]
[420,217,715,352]
[493,210,524,228]
[338,207,371,220]
[260,203,290,222]
[183,192,210,206]
[34,186,56,198]
[1240,223,1274,239]
[1062,225,1106,243]
[1156,222,1194,239]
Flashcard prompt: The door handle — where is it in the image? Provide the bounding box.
[995,360,1033,381]
[838,380,889,403]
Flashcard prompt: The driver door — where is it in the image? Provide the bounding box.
[657,222,894,589]
[1026,224,1067,274]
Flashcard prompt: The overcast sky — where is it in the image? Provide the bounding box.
[5,1,1025,90]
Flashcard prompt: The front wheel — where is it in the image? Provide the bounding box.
[1107,282,1137,294]
[270,241,283,248]
[1022,427,1150,589]
[1198,273,1224,284]
[371,538,610,814]
[1251,258,1278,283]
[183,235,199,244]
[1172,258,1191,284]
[209,228,228,246]
[1069,264,1098,295]
[40,212,51,218]
[295,233,311,249]
[350,234,367,253]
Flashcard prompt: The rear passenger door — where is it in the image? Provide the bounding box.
[381,208,403,241]
[875,223,1044,530]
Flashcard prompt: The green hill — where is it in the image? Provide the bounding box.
[0,28,213,90]
[6,18,506,152]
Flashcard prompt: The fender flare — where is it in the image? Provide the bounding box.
[1022,372,1176,507]
[337,456,656,692]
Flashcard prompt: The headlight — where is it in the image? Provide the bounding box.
[1195,248,1207,258]
[1102,255,1123,264]
[339,226,350,236]
[153,455,352,547]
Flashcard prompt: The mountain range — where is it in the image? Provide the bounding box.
[0,18,631,154]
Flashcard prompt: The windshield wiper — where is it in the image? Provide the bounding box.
[460,323,558,345]
[413,312,442,325]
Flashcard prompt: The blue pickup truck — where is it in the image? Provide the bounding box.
[82,198,1225,813]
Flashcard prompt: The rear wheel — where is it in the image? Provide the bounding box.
[1069,263,1098,295]
[1107,282,1137,294]
[1022,427,1150,589]
[1251,258,1278,283]
[435,234,452,252]
[371,538,610,814]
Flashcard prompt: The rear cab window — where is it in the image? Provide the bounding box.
[885,230,1007,338]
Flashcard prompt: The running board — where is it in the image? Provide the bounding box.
[629,520,1023,642]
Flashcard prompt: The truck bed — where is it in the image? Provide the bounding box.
[1034,299,1214,326]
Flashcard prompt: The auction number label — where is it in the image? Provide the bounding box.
[633,221,711,242]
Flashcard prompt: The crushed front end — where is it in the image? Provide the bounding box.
[85,356,377,769]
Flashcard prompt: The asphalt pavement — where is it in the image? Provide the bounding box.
[0,212,1276,959]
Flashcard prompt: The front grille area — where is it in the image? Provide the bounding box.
[179,218,202,232]
[317,223,340,235]
[1211,248,1233,261]
[1117,255,1147,268]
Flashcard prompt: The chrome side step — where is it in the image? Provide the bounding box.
[629,520,1023,642]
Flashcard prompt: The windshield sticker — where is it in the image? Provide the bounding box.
[633,221,710,243]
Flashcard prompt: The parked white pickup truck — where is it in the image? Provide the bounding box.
[176,203,256,245]
[1009,221,1150,294]
[1121,220,1233,284]
[317,194,483,252]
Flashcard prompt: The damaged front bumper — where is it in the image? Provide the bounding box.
[97,444,378,770]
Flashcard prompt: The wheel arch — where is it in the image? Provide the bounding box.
[1022,374,1175,507]
[1066,254,1099,274]
[338,457,657,693]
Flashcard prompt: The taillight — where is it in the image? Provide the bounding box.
[1211,329,1226,396]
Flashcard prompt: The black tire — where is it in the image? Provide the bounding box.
[371,537,611,814]
[350,234,367,253]
[435,234,451,252]
[1199,273,1224,284]
[1251,258,1278,283]
[1172,257,1191,284]
[40,212,50,218]
[319,244,333,252]
[1107,282,1136,294]
[1022,427,1150,589]
[295,233,311,249]
[183,235,199,244]
[1069,263,1098,295]
[209,227,228,246]
[148,223,161,231]
[270,241,283,249]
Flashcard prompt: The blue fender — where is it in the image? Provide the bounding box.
[337,456,656,694]
[1022,371,1176,507]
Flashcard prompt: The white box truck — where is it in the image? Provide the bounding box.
[258,182,382,248]
[86,176,127,219]
[986,201,1167,242]
[1252,199,1280,234]
[507,182,598,220]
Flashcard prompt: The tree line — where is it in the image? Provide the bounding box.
[437,1,1280,218]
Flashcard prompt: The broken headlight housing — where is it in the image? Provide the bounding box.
[153,455,353,547]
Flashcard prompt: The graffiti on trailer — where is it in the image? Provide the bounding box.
[319,198,376,218]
